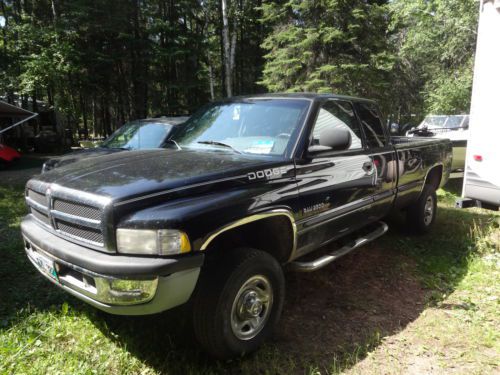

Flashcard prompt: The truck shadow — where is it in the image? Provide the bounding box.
[93,202,495,374]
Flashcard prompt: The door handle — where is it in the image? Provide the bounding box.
[362,161,373,172]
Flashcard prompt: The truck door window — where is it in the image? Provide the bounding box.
[355,103,386,148]
[311,100,362,150]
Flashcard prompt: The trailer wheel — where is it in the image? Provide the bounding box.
[407,184,437,234]
[192,248,285,359]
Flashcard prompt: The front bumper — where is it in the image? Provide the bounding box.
[21,215,203,315]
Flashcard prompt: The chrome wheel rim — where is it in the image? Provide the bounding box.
[230,275,273,341]
[424,196,434,225]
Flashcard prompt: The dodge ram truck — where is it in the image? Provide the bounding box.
[21,93,452,358]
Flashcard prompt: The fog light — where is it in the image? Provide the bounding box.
[94,278,158,305]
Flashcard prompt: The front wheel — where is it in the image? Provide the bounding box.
[407,184,437,234]
[192,248,285,359]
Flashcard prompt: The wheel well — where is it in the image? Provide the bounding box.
[425,165,443,190]
[203,215,294,263]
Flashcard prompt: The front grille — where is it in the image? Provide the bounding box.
[31,208,51,226]
[53,199,101,221]
[25,185,108,250]
[28,189,47,206]
[56,221,104,245]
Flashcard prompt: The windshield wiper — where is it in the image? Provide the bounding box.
[197,140,241,154]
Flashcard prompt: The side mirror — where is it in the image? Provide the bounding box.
[308,127,352,153]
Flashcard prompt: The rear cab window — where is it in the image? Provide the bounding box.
[354,102,387,148]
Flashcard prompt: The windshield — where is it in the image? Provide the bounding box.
[102,121,173,149]
[170,99,310,156]
[419,115,468,129]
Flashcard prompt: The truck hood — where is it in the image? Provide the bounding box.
[43,148,120,171]
[33,149,284,202]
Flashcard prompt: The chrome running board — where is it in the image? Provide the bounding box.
[289,221,388,272]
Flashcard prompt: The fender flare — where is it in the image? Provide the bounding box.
[198,208,298,262]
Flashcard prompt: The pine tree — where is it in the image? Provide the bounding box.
[259,0,395,111]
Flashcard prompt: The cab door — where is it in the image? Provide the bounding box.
[294,99,376,257]
[353,102,398,218]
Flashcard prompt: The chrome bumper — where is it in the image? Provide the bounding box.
[22,215,202,315]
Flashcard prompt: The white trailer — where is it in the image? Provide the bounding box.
[457,0,500,211]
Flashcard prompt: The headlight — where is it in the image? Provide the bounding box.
[116,228,191,255]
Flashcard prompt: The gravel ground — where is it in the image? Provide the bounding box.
[0,155,52,187]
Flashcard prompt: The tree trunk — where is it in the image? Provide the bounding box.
[92,97,98,138]
[79,92,88,135]
[0,1,8,53]
[32,89,39,135]
[230,15,237,91]
[208,64,215,100]
[50,0,58,23]
[221,0,232,97]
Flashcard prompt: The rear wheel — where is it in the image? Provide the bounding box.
[407,184,437,234]
[192,248,285,359]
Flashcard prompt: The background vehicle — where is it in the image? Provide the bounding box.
[21,94,451,358]
[407,114,469,174]
[34,130,61,153]
[0,143,21,168]
[42,117,188,172]
[457,1,500,211]
[0,100,38,152]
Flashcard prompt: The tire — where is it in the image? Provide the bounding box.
[192,248,285,359]
[407,184,437,234]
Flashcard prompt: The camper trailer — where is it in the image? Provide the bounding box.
[457,0,500,211]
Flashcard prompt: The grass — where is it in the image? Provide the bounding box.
[0,180,498,374]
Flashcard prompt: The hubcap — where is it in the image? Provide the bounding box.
[231,275,273,340]
[424,196,434,225]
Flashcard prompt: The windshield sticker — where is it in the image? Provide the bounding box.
[244,139,274,154]
[232,105,241,121]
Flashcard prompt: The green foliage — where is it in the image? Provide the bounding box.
[0,0,480,133]
[0,0,266,136]
[259,0,395,111]
[259,0,478,120]
[389,0,478,119]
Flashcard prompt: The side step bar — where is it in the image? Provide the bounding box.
[289,221,388,272]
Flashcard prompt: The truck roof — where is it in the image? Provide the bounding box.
[226,92,377,104]
[136,116,190,125]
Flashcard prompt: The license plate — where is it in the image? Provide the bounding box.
[28,249,59,283]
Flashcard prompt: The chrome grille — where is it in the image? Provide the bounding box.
[53,199,101,221]
[25,184,107,250]
[31,208,51,226]
[28,189,47,206]
[56,221,104,245]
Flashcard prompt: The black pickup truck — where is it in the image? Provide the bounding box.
[21,93,452,358]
